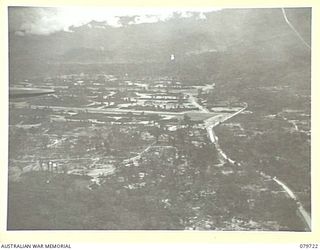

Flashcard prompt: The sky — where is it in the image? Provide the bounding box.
[9,7,222,35]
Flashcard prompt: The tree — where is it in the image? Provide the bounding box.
[149,127,161,142]
[182,114,192,127]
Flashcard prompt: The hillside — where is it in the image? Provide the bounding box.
[9,8,311,84]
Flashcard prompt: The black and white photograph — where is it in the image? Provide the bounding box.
[7,6,312,231]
